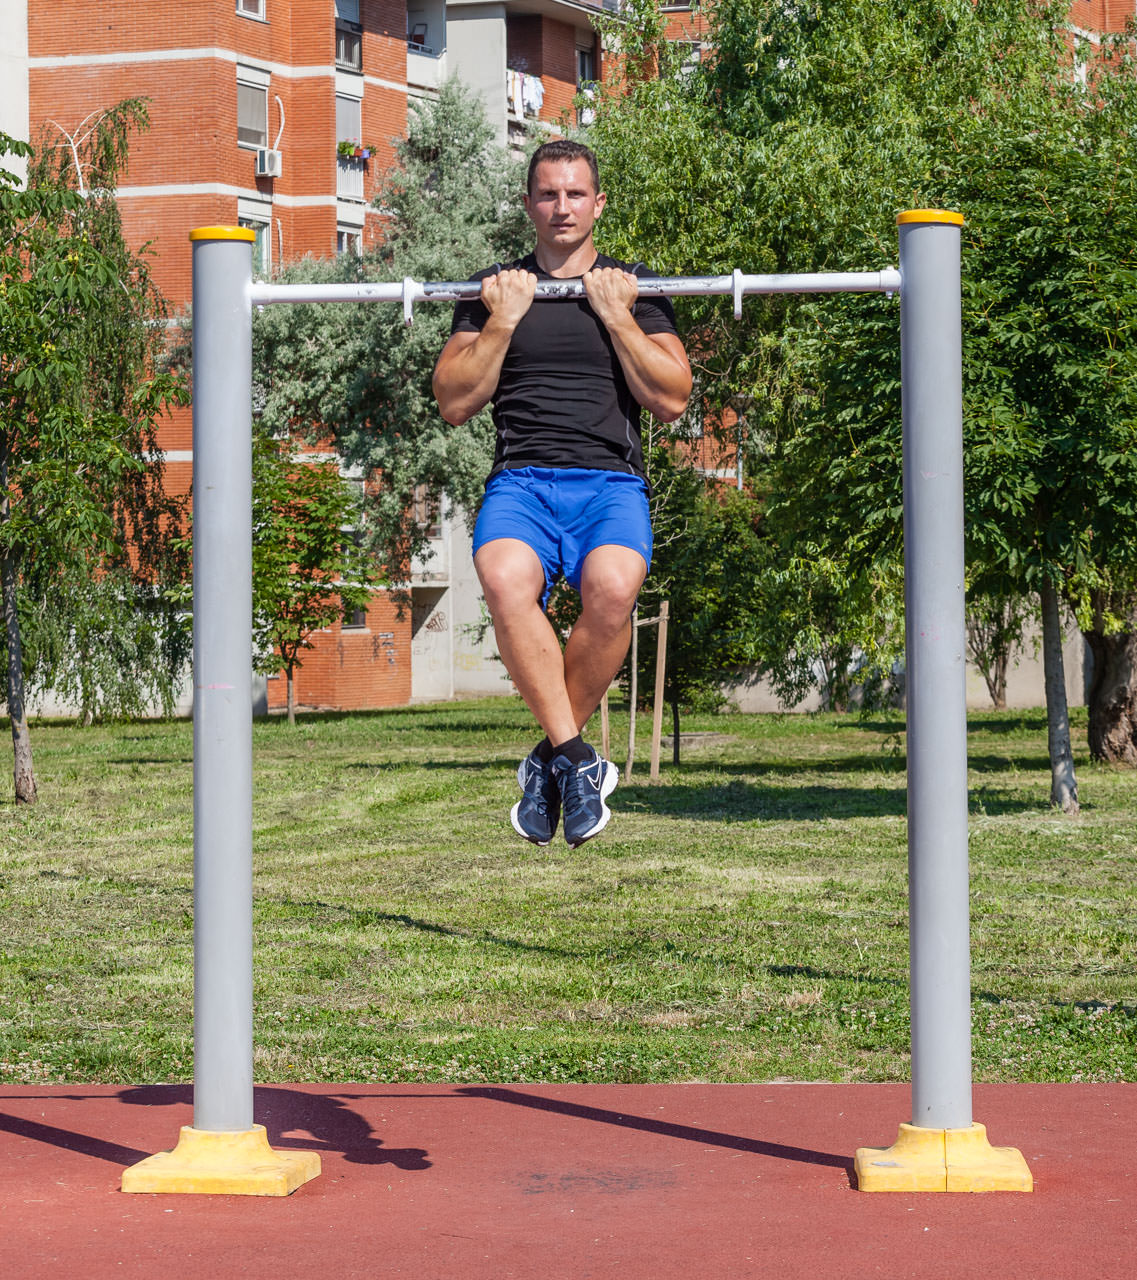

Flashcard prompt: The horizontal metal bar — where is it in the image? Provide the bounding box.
[247,268,901,309]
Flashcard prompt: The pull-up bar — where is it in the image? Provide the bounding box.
[248,268,902,324]
[121,210,1032,1198]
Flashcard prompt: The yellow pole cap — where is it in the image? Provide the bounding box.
[897,209,965,227]
[189,226,258,242]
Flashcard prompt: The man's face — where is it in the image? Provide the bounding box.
[524,158,607,253]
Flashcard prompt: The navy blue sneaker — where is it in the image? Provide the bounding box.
[552,747,618,848]
[510,749,560,846]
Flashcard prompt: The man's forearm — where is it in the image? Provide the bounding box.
[604,317,692,424]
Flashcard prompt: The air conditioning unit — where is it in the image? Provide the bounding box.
[255,148,282,178]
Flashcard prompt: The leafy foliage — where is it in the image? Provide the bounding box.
[253,79,531,587]
[589,1,1137,757]
[250,432,382,723]
[0,104,188,767]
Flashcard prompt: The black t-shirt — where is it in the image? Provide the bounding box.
[449,252,680,481]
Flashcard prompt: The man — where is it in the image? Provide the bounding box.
[432,140,691,848]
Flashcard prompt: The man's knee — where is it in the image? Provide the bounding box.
[579,548,647,625]
[476,541,546,614]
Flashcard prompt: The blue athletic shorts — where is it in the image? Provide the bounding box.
[473,466,653,606]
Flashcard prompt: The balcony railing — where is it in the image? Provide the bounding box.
[336,157,364,201]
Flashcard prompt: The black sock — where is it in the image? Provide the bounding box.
[552,734,591,765]
[534,737,554,764]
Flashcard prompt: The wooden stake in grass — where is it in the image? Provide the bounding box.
[650,601,669,783]
[625,602,669,783]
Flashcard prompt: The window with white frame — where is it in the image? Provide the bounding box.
[336,93,362,152]
[239,216,271,275]
[577,45,596,89]
[236,0,265,19]
[673,40,703,79]
[577,45,597,125]
[336,94,364,199]
[337,225,363,256]
[237,68,269,148]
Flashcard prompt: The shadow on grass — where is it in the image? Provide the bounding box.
[106,757,193,766]
[616,780,1042,822]
[262,898,583,960]
[767,962,906,992]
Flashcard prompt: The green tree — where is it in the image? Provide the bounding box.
[251,432,381,724]
[966,591,1032,711]
[1,103,187,800]
[589,0,1137,792]
[254,78,531,588]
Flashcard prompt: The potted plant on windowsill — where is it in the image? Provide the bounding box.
[337,140,376,163]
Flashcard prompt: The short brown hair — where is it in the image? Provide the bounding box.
[527,140,600,195]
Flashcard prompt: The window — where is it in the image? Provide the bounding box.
[236,0,265,17]
[672,41,703,79]
[677,397,704,440]
[412,486,441,540]
[577,46,596,90]
[237,76,268,148]
[336,94,362,148]
[336,94,364,199]
[342,600,368,629]
[337,226,363,256]
[336,23,362,69]
[1073,32,1092,89]
[335,1,362,70]
[239,217,270,274]
[577,46,597,125]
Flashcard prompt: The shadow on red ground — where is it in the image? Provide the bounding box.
[1,1082,1132,1278]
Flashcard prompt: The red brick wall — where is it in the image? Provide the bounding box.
[1069,1,1135,32]
[538,19,579,125]
[265,593,412,711]
[28,0,407,302]
[27,0,415,712]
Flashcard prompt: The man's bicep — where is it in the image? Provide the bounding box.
[435,329,480,372]
[648,331,692,373]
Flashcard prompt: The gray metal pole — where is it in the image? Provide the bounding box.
[190,227,256,1132]
[898,210,972,1131]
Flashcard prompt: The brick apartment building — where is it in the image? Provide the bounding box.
[2,0,613,713]
[0,1,1127,713]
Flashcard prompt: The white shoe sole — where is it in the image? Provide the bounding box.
[510,799,551,846]
[565,759,618,848]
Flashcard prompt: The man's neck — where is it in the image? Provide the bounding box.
[534,240,600,278]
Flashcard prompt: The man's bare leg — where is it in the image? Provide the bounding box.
[562,544,647,732]
[475,540,645,749]
[478,539,646,847]
[474,538,577,746]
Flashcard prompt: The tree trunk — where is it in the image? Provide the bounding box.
[671,698,680,767]
[286,666,296,726]
[1,550,36,804]
[1040,581,1078,814]
[1084,593,1137,765]
[991,655,1008,711]
[0,433,36,805]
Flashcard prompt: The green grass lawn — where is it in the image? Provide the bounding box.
[0,699,1132,1085]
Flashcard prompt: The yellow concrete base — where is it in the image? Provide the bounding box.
[855,1121,1033,1193]
[121,1124,321,1196]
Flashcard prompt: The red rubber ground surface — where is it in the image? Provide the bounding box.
[1,1082,1132,1278]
